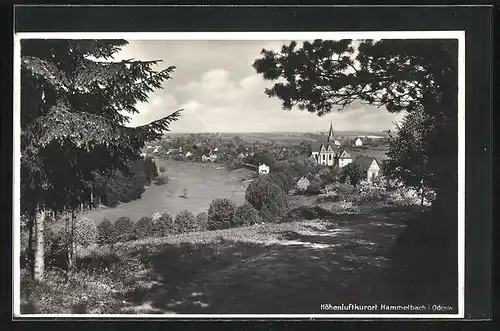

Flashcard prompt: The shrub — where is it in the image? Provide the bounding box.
[134,216,155,239]
[159,166,166,173]
[174,210,198,233]
[232,202,261,227]
[245,178,288,221]
[113,217,135,242]
[153,175,169,186]
[207,198,236,230]
[196,212,209,231]
[355,180,390,204]
[330,200,361,214]
[97,219,114,245]
[74,217,98,247]
[305,181,322,196]
[258,204,273,222]
[154,212,174,236]
[286,205,335,221]
[319,167,339,185]
[340,162,363,187]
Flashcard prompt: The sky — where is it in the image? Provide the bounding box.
[114,40,404,133]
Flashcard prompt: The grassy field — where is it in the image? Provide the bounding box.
[349,146,389,160]
[84,160,254,224]
[24,206,424,314]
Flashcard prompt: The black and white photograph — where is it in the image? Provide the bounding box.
[13,31,465,318]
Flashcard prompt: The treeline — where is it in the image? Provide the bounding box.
[94,157,159,207]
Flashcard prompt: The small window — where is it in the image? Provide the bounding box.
[322,154,325,160]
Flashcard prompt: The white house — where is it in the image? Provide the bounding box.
[338,150,353,168]
[333,140,341,146]
[140,152,147,158]
[296,177,310,191]
[201,155,209,162]
[258,163,270,175]
[356,158,381,182]
[152,146,160,154]
[213,147,219,152]
[185,151,193,158]
[354,137,363,147]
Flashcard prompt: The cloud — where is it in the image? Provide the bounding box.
[119,40,404,133]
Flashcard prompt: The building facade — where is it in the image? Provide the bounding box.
[258,163,270,175]
[311,123,352,168]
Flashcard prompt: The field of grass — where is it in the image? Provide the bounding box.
[84,160,254,224]
[349,146,389,160]
[24,206,428,314]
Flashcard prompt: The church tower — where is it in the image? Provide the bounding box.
[326,122,334,142]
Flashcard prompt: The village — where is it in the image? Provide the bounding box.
[141,123,385,191]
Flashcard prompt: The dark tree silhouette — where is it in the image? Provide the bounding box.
[21,39,182,279]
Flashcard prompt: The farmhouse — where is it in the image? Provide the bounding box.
[296,176,310,191]
[354,137,363,147]
[356,158,381,182]
[258,163,270,175]
[310,123,352,168]
[202,153,218,163]
[338,150,353,168]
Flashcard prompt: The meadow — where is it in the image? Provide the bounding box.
[84,160,254,224]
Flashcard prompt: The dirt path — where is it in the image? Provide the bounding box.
[119,211,409,315]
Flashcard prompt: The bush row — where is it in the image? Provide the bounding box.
[96,209,207,245]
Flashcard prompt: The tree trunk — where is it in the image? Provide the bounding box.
[66,211,77,277]
[420,178,426,207]
[33,208,46,281]
[27,211,35,275]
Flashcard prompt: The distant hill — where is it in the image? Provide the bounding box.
[163,131,390,141]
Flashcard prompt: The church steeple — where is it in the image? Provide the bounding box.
[327,122,334,142]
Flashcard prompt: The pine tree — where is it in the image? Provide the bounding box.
[253,39,458,208]
[20,39,182,279]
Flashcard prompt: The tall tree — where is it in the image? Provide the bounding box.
[20,39,182,280]
[253,39,458,210]
[384,110,434,206]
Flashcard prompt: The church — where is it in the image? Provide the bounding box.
[310,123,353,168]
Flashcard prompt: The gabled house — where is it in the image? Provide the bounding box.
[356,157,381,182]
[338,150,353,168]
[296,176,310,191]
[354,137,363,147]
[258,163,270,175]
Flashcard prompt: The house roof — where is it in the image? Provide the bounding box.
[311,142,339,153]
[355,157,378,172]
[339,150,352,159]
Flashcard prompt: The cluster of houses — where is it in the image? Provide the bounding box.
[144,124,381,192]
[257,124,381,188]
